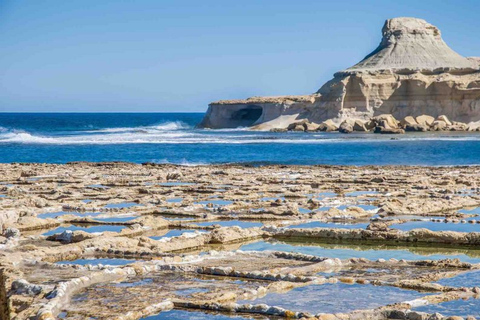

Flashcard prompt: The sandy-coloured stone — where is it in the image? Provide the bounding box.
[201,18,480,130]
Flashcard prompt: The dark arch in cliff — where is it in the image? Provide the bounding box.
[229,105,263,127]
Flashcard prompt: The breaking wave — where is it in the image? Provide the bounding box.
[82,121,191,133]
[1,121,480,145]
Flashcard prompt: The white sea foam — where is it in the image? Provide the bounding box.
[1,123,480,145]
[82,121,191,133]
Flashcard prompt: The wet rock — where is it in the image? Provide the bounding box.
[405,124,428,132]
[374,127,405,134]
[270,128,288,132]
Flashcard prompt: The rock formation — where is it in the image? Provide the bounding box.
[199,17,480,131]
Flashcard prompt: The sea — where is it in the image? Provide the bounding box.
[1,113,480,166]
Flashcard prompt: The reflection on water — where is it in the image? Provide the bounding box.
[42,224,126,236]
[414,297,480,318]
[141,309,266,320]
[196,220,263,228]
[436,270,480,287]
[240,240,480,263]
[238,283,428,314]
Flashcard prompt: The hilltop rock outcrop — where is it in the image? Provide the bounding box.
[199,17,480,131]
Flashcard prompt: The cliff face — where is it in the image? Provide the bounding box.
[199,17,480,129]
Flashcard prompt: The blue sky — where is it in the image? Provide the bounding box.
[0,0,479,112]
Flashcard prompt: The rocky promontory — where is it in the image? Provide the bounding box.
[199,17,480,132]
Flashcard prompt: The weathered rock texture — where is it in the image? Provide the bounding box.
[199,17,480,130]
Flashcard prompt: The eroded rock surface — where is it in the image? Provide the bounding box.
[1,162,480,319]
[200,17,480,130]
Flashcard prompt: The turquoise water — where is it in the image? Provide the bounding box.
[2,113,480,165]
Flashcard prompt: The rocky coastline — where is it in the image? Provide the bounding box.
[199,18,480,131]
[276,113,480,134]
[2,162,480,319]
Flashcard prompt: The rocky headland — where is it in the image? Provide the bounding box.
[199,17,480,133]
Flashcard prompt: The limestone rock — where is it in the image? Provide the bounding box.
[416,115,435,126]
[200,17,480,130]
[449,122,468,131]
[431,121,447,131]
[353,120,368,132]
[317,122,337,132]
[292,124,305,132]
[372,114,399,129]
[436,115,452,126]
[305,122,320,132]
[339,121,353,133]
[401,116,417,127]
[374,127,405,134]
[347,18,476,71]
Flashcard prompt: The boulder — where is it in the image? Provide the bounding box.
[372,114,399,129]
[353,120,368,132]
[431,121,447,131]
[317,122,337,132]
[436,115,452,126]
[400,116,418,127]
[305,122,320,132]
[292,124,305,132]
[270,128,287,132]
[287,120,313,132]
[415,115,435,126]
[405,124,428,132]
[448,122,468,131]
[374,127,405,134]
[339,121,353,133]
[365,120,376,130]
